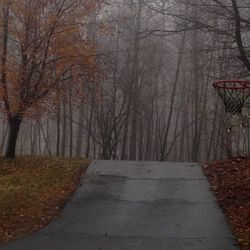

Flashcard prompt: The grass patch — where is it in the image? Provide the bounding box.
[0,156,90,244]
[203,157,250,250]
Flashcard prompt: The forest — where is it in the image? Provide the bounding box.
[1,0,250,161]
[1,1,250,249]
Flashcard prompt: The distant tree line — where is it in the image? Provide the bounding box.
[1,0,250,160]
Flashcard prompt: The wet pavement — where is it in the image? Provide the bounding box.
[0,160,239,250]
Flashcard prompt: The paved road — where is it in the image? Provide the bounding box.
[1,161,239,250]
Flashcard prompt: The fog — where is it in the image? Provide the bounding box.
[1,0,250,161]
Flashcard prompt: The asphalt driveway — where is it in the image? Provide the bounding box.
[0,161,239,250]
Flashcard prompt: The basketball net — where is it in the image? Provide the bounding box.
[213,80,250,132]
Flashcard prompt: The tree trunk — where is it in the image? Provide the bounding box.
[160,31,186,161]
[61,99,67,157]
[231,0,250,72]
[191,0,200,162]
[0,116,7,154]
[75,103,84,157]
[56,111,60,156]
[121,105,130,160]
[69,83,73,157]
[85,90,94,158]
[5,115,22,158]
[56,89,60,157]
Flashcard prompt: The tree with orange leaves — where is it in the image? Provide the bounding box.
[0,0,99,158]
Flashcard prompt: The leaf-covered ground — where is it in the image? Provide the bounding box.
[203,157,250,250]
[0,156,90,244]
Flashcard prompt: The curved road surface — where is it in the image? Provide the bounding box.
[1,161,239,250]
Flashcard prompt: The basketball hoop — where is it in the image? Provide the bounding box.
[213,80,250,155]
[213,80,250,114]
[213,80,250,133]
